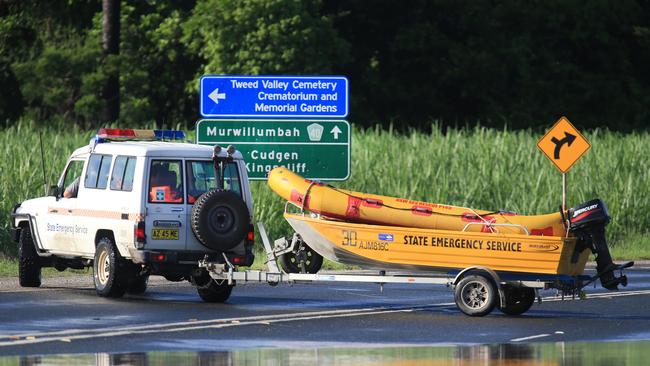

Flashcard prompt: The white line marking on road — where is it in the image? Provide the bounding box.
[0,302,456,347]
[510,333,551,342]
[541,289,650,302]
[2,285,649,347]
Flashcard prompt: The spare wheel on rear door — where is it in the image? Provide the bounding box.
[190,189,249,251]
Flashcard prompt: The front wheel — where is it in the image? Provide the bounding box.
[18,228,41,287]
[498,286,536,316]
[93,238,128,298]
[454,274,498,317]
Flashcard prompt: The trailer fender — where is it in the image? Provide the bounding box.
[453,266,506,309]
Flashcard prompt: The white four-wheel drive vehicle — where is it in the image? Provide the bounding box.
[11,128,254,302]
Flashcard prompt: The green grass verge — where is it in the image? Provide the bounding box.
[610,233,650,260]
[0,258,89,278]
[2,120,649,259]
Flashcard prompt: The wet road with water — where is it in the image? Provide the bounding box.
[1,265,649,362]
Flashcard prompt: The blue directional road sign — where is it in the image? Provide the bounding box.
[200,75,348,118]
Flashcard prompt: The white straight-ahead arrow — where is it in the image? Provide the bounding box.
[330,126,342,139]
[208,88,226,104]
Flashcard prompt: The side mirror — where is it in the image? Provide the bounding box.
[48,185,60,197]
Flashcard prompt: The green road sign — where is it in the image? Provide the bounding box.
[196,119,350,180]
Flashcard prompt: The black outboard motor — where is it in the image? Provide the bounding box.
[568,199,628,290]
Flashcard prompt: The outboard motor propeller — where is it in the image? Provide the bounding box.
[568,199,629,290]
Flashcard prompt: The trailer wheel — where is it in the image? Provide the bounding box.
[454,274,498,316]
[279,243,323,274]
[498,286,536,316]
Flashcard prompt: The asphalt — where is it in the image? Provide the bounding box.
[1,264,649,356]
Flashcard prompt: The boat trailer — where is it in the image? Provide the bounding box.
[199,223,633,317]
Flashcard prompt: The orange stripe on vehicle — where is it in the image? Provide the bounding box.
[48,207,144,222]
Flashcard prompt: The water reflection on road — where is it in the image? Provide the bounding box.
[5,340,647,365]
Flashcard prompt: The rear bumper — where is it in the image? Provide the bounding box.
[128,248,254,267]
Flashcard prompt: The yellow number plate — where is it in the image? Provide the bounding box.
[152,229,179,240]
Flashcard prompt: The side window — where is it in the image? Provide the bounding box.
[85,154,112,189]
[110,156,136,191]
[62,160,84,198]
[186,161,241,204]
[149,160,183,203]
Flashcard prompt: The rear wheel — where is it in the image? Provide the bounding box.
[197,280,234,303]
[454,274,498,317]
[498,286,536,316]
[18,228,41,287]
[126,274,149,295]
[93,238,128,298]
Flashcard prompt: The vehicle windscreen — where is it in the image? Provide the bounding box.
[186,161,242,204]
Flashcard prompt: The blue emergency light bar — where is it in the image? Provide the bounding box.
[154,130,186,140]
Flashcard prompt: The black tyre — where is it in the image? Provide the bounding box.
[454,274,498,317]
[93,238,128,298]
[498,286,536,316]
[126,274,149,295]
[190,189,249,251]
[279,243,324,274]
[197,279,234,303]
[18,228,41,287]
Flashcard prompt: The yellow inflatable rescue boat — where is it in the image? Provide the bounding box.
[268,167,627,290]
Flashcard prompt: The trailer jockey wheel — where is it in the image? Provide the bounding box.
[498,286,536,316]
[454,273,498,317]
[279,242,323,274]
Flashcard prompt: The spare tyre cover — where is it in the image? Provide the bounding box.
[191,189,249,251]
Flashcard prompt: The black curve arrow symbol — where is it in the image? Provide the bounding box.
[550,132,576,159]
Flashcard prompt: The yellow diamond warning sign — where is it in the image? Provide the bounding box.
[537,117,591,173]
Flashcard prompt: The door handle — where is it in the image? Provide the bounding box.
[171,208,184,212]
[49,209,58,213]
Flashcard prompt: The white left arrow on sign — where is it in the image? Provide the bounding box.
[208,88,226,104]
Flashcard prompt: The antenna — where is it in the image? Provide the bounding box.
[39,132,47,195]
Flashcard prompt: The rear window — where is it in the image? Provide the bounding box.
[186,161,242,204]
[148,160,183,203]
[110,156,136,191]
[85,154,112,189]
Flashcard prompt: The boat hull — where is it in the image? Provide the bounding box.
[285,213,590,276]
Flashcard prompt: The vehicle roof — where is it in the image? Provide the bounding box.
[69,141,244,159]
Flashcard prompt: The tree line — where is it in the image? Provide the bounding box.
[1,0,649,131]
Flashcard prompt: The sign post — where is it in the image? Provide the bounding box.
[197,119,350,180]
[537,116,591,215]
